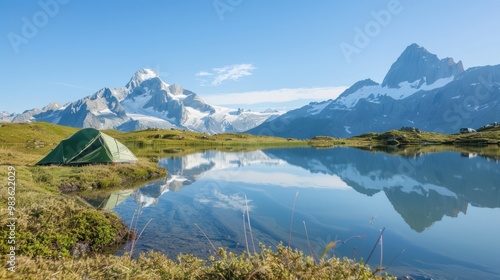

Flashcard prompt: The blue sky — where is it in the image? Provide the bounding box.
[1,0,500,113]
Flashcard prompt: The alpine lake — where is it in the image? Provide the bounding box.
[85,145,500,279]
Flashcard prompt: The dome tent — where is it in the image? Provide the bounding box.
[36,128,137,165]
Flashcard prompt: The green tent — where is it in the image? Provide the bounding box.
[36,128,138,165]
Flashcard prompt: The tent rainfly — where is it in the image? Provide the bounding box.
[36,128,138,165]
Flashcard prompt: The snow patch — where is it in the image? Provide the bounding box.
[344,126,352,134]
[94,108,117,116]
[135,69,159,82]
[128,113,171,123]
[332,76,455,110]
[339,166,457,198]
[307,102,330,115]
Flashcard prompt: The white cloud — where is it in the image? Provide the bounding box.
[51,82,95,91]
[195,190,253,212]
[195,71,213,77]
[203,86,348,106]
[196,63,256,86]
[204,170,351,190]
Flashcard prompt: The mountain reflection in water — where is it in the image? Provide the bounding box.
[110,147,500,279]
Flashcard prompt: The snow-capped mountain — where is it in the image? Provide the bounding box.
[381,43,464,88]
[248,44,500,138]
[0,111,16,122]
[6,68,279,133]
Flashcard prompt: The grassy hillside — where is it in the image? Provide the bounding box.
[349,129,500,146]
[0,122,77,165]
[346,128,500,159]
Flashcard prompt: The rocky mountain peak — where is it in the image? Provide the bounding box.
[168,84,185,95]
[382,43,464,88]
[41,102,62,111]
[0,111,15,122]
[126,68,160,89]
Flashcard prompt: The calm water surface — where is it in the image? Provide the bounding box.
[110,147,500,279]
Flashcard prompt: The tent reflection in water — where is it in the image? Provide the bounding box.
[99,189,134,210]
[36,128,138,165]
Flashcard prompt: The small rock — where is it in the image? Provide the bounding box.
[72,241,91,258]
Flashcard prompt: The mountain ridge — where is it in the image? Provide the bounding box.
[248,43,500,138]
[3,69,279,134]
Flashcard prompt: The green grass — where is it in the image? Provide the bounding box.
[106,128,309,152]
[348,128,500,146]
[345,128,500,159]
[103,128,304,145]
[0,122,77,165]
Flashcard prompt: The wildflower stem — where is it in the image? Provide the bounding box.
[288,191,299,247]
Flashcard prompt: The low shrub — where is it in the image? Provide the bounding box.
[0,245,392,279]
